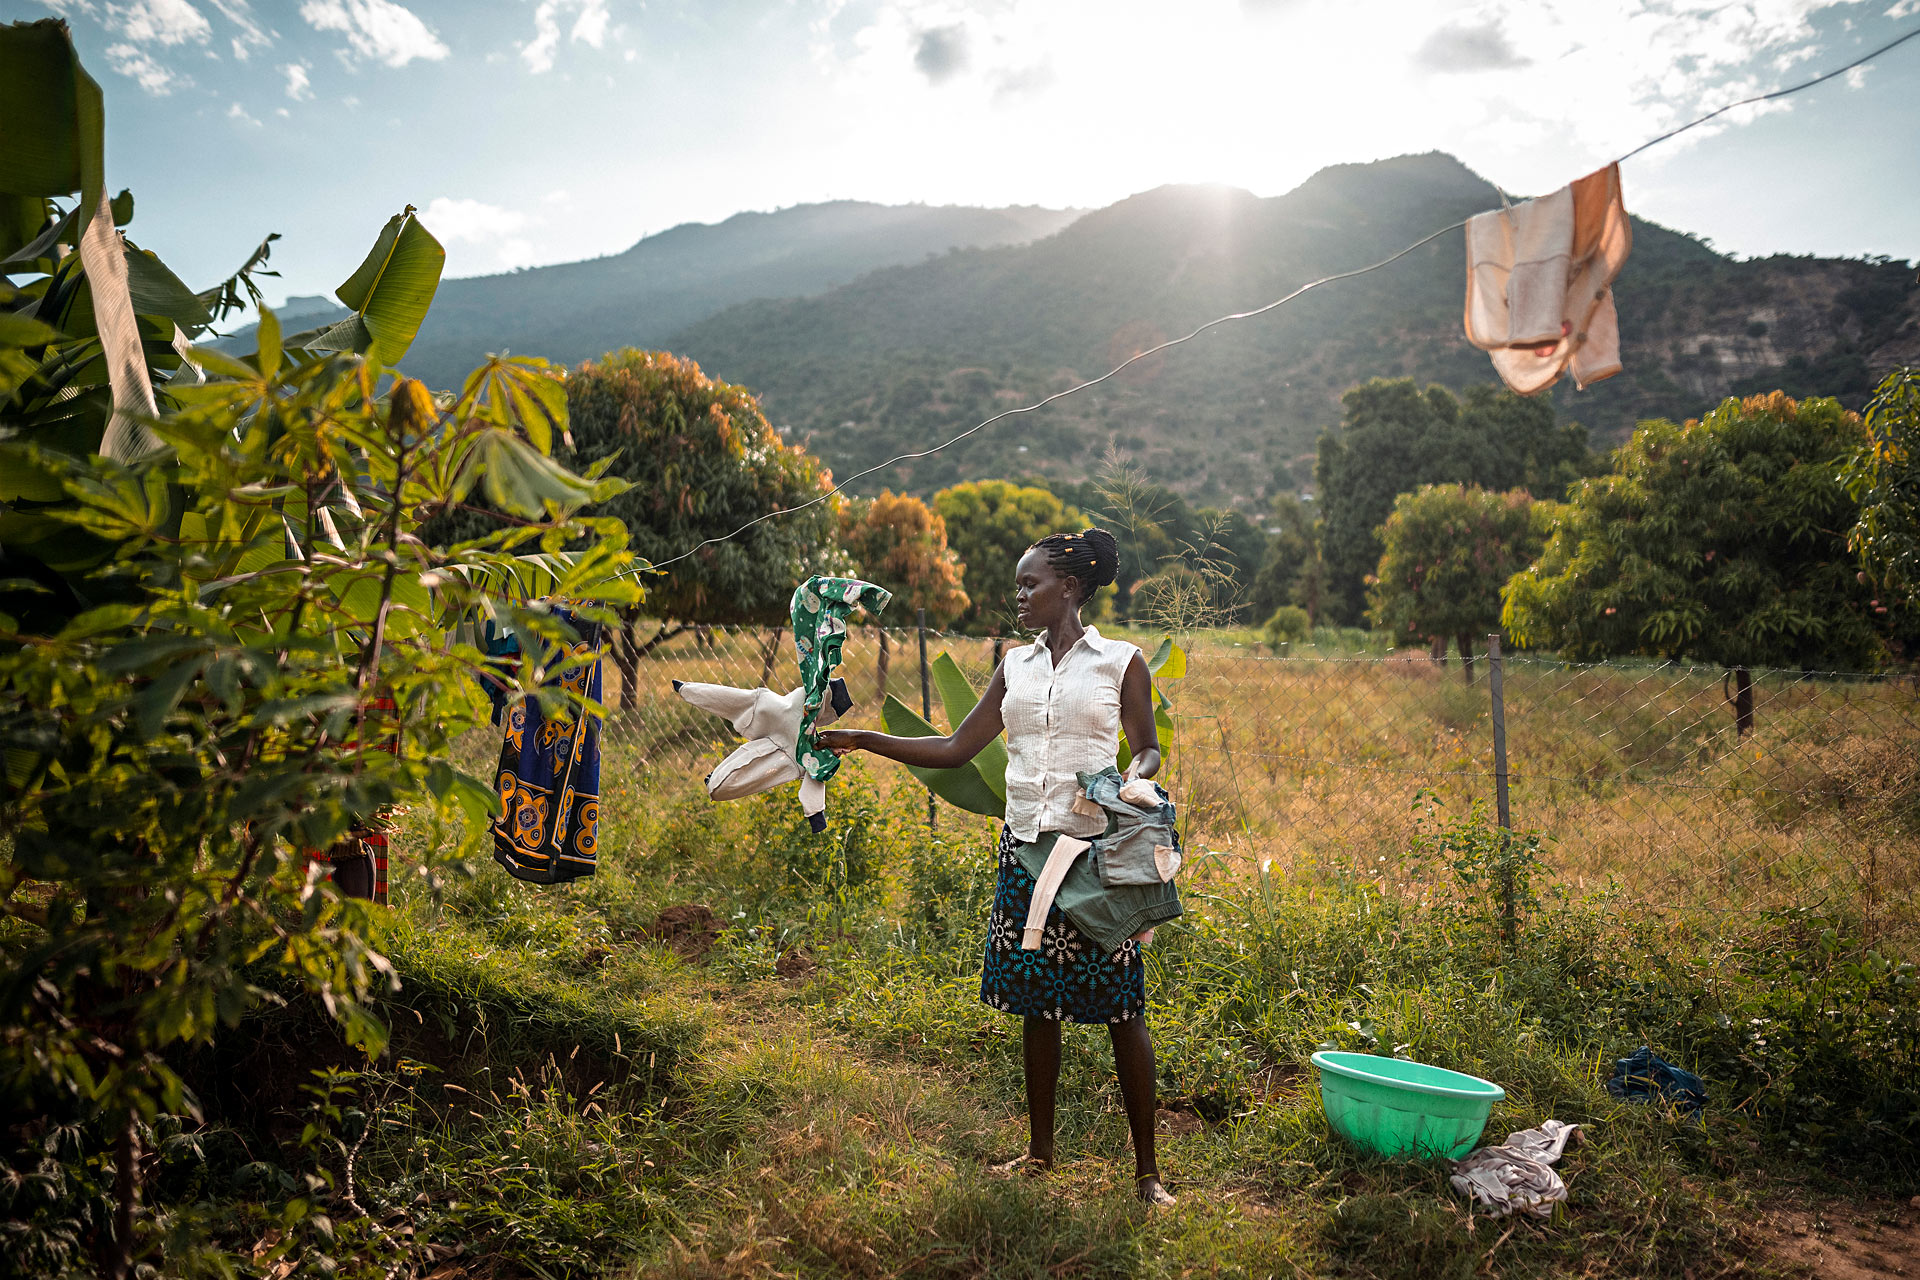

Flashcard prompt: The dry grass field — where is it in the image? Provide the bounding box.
[598,622,1920,952]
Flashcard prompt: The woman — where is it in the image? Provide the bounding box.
[817,528,1176,1206]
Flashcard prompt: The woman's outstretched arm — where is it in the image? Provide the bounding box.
[816,663,1006,770]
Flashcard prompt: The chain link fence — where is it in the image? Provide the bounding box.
[594,621,1920,950]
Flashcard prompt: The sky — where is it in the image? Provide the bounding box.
[17,0,1920,311]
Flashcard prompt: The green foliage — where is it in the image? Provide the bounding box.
[837,490,969,625]
[1248,493,1319,622]
[1366,484,1550,650]
[558,349,845,624]
[1262,604,1311,645]
[283,206,445,367]
[1316,380,1594,624]
[1503,392,1898,671]
[1845,367,1920,620]
[931,479,1082,633]
[0,307,638,1272]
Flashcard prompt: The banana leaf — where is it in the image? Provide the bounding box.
[880,693,1004,818]
[930,651,1007,801]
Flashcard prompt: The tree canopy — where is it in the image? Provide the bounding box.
[1315,379,1594,623]
[1366,484,1551,662]
[932,479,1083,632]
[563,349,843,623]
[1503,392,1897,675]
[838,490,970,626]
[1845,367,1920,624]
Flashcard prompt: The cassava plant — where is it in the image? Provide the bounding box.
[0,310,640,1274]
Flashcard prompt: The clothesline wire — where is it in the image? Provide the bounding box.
[645,20,1920,575]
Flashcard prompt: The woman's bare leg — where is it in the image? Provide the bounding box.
[1109,1015,1174,1204]
[1023,1015,1060,1165]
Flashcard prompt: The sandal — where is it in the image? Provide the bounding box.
[1137,1175,1177,1207]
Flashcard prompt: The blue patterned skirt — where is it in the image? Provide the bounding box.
[979,825,1145,1024]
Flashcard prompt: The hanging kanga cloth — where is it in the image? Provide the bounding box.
[1464,163,1631,395]
[790,575,892,787]
[675,677,855,830]
[477,619,522,726]
[492,609,604,885]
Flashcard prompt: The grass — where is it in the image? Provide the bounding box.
[93,729,1918,1279]
[16,624,1915,1276]
[607,623,1920,950]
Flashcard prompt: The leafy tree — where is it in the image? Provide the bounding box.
[1248,493,1319,622]
[1504,392,1898,734]
[1365,484,1551,678]
[558,349,847,699]
[1845,367,1920,624]
[932,479,1083,633]
[838,491,969,625]
[1315,379,1594,623]
[0,330,634,1274]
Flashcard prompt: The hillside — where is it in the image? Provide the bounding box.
[670,153,1920,506]
[228,201,1084,389]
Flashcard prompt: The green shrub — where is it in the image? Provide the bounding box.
[1263,604,1312,645]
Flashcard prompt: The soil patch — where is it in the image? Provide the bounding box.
[774,946,818,980]
[643,904,721,961]
[1762,1200,1920,1278]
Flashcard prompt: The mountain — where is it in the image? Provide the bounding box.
[228,201,1084,390]
[669,153,1920,506]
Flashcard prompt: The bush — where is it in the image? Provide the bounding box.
[1263,605,1312,645]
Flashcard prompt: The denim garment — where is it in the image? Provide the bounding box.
[1076,767,1182,888]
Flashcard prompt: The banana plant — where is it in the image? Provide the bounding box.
[882,637,1185,818]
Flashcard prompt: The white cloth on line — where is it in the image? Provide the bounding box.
[1465,164,1631,396]
[675,677,851,829]
[1449,1119,1583,1219]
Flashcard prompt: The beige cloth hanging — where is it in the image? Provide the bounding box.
[1464,164,1631,396]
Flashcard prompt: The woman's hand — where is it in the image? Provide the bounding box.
[815,728,866,756]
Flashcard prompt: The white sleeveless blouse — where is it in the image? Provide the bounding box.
[1000,625,1139,843]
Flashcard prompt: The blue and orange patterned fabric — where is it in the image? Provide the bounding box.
[491,610,604,885]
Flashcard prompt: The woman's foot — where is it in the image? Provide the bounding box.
[988,1152,1053,1177]
[1136,1175,1176,1206]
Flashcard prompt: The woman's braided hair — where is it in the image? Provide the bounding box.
[1030,528,1120,602]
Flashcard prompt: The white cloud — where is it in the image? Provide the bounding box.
[112,0,211,45]
[206,0,273,60]
[422,197,541,271]
[300,0,449,68]
[227,100,262,127]
[523,0,611,73]
[105,41,185,92]
[422,197,528,243]
[281,62,313,98]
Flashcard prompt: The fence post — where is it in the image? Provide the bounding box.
[919,608,936,831]
[1487,632,1514,944]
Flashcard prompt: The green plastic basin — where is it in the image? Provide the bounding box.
[1311,1050,1504,1160]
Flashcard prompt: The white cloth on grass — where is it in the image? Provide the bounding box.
[1449,1120,1582,1219]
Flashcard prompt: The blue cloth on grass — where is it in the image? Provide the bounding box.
[1606,1047,1707,1113]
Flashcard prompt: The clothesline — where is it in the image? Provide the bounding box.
[645,21,1920,575]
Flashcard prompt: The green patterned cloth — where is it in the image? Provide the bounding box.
[791,575,892,783]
